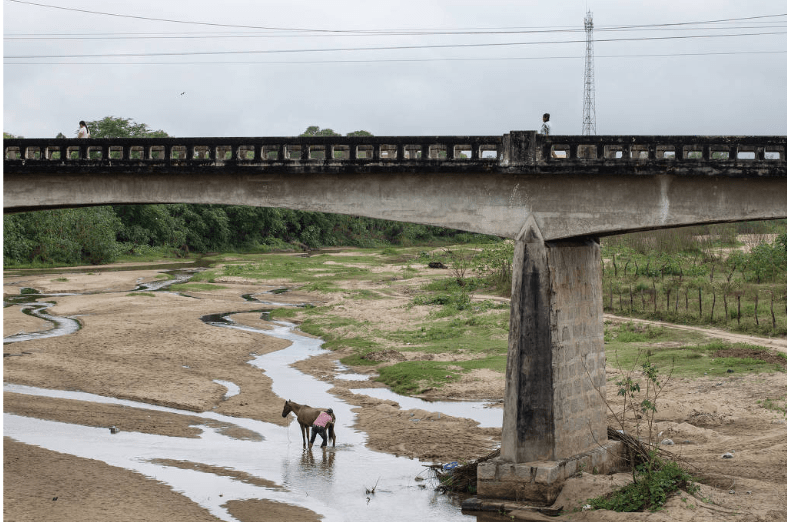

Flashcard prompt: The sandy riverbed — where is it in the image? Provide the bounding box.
[4,261,787,521]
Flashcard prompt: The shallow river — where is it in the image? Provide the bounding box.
[4,278,502,521]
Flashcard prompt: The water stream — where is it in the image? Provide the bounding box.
[4,271,500,521]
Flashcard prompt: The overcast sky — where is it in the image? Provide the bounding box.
[3,0,786,139]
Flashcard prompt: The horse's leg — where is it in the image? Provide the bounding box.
[300,423,308,447]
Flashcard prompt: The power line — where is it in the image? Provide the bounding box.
[5,31,786,59]
[7,24,787,41]
[6,0,787,35]
[5,50,785,66]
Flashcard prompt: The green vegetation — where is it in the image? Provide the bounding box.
[592,351,700,512]
[757,396,787,417]
[605,322,786,377]
[602,223,787,336]
[377,356,507,395]
[589,455,699,512]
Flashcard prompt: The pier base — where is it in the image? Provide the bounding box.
[479,222,620,503]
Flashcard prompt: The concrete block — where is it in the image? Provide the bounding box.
[477,461,497,481]
[534,462,561,484]
[564,459,577,477]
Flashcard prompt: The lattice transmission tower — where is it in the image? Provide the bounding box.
[582,11,597,135]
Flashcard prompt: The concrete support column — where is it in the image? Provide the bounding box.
[478,218,619,504]
[502,230,607,463]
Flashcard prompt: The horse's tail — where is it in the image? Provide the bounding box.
[328,423,336,447]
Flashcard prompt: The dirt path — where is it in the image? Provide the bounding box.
[605,313,787,354]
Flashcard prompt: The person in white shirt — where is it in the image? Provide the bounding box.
[77,121,90,138]
[540,113,551,136]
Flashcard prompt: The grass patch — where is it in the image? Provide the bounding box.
[269,308,298,319]
[217,253,378,285]
[757,396,787,417]
[348,289,385,300]
[375,356,506,395]
[52,277,68,282]
[589,454,698,512]
[387,313,509,356]
[607,337,786,377]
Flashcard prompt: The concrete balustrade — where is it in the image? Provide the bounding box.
[5,134,784,167]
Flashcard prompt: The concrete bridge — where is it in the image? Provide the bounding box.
[4,131,787,502]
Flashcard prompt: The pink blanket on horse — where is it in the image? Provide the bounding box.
[313,411,333,428]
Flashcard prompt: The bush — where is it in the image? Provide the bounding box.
[589,454,698,512]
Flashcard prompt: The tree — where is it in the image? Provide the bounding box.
[87,116,169,138]
[346,130,373,137]
[300,126,341,137]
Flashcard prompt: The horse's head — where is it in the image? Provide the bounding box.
[282,400,292,418]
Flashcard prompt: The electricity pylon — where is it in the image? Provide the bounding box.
[582,11,597,135]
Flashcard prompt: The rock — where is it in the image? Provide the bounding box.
[727,369,734,373]
[661,439,674,446]
[729,490,735,494]
[109,426,119,434]
[722,452,734,459]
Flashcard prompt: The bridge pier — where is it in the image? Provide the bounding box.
[477,220,621,504]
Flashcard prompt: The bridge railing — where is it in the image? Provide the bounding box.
[2,136,504,162]
[4,134,785,165]
[540,135,785,163]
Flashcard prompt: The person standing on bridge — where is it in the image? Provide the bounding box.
[540,113,551,136]
[540,113,558,158]
[77,121,90,138]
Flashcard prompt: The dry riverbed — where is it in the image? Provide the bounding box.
[4,252,787,521]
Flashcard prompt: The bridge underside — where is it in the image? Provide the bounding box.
[4,168,786,241]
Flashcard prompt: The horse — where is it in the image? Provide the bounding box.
[282,399,336,448]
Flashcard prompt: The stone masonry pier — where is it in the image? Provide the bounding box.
[4,131,786,503]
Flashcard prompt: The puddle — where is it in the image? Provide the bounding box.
[334,362,376,381]
[213,380,241,400]
[3,301,81,344]
[4,319,476,521]
[134,269,203,292]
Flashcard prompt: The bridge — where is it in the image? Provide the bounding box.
[4,131,787,502]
